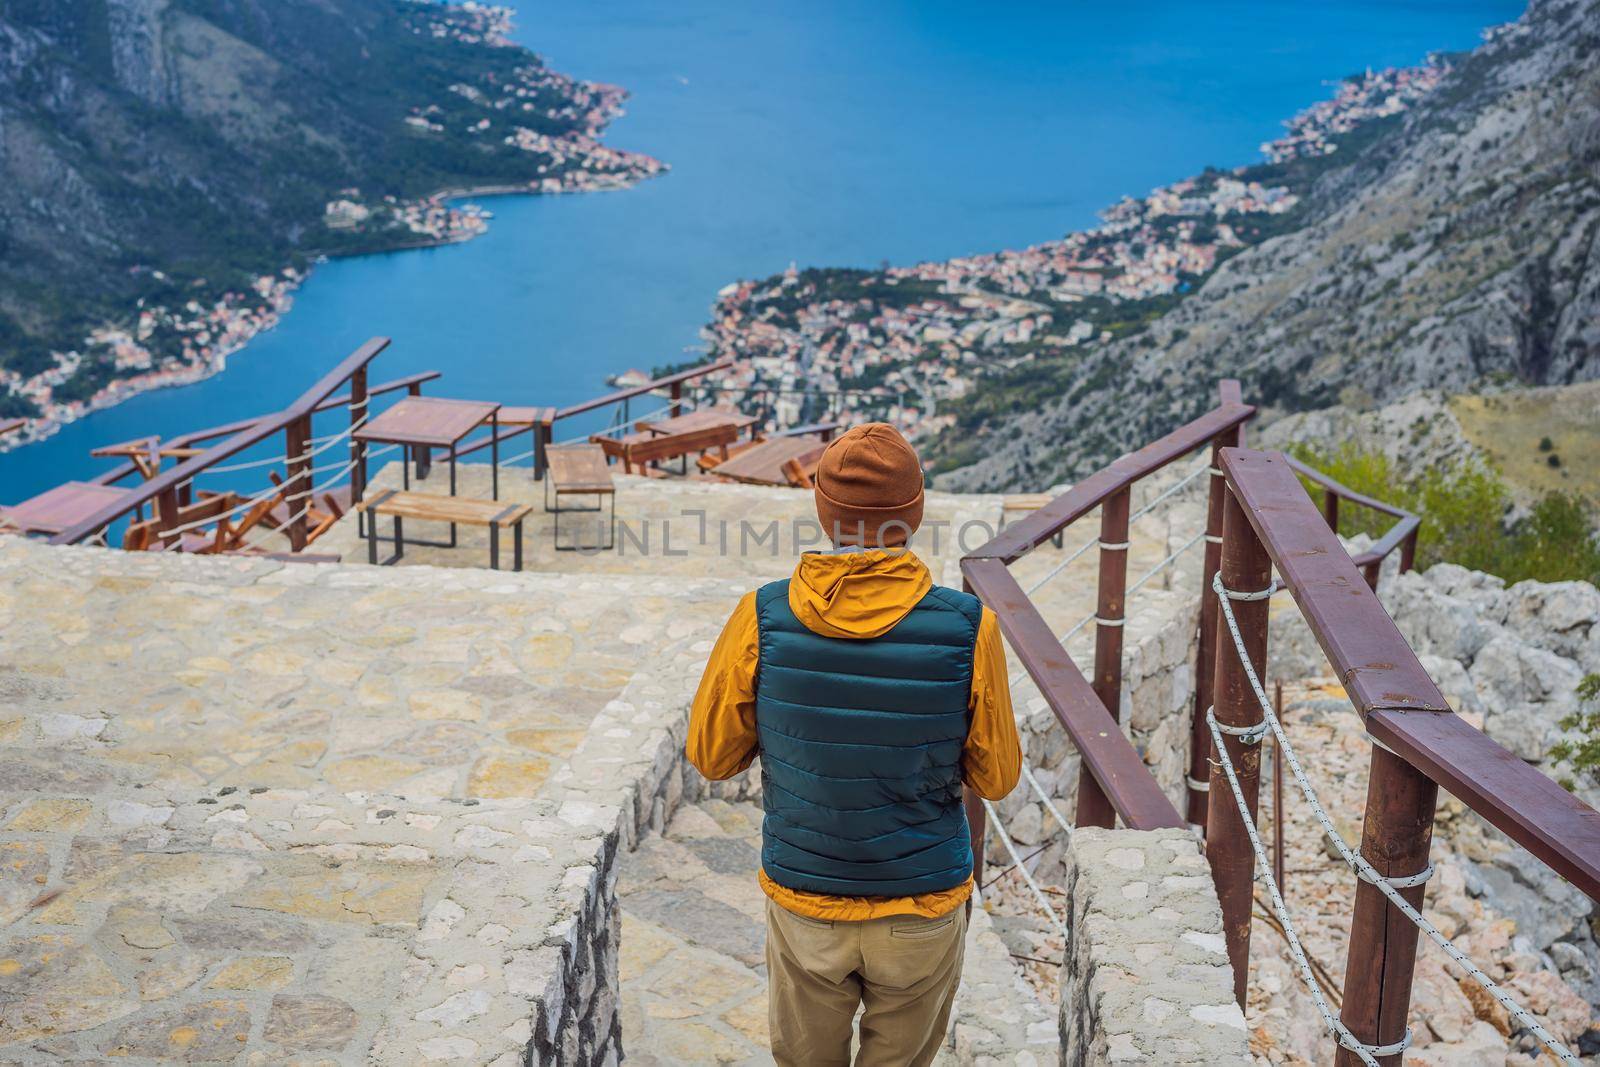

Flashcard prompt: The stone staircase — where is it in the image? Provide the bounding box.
[0,467,1204,1064]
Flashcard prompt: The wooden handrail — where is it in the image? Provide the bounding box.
[958,381,1254,834]
[970,399,1255,564]
[962,557,1185,830]
[1284,455,1410,520]
[553,360,733,421]
[54,337,393,544]
[87,369,438,488]
[1221,447,1600,898]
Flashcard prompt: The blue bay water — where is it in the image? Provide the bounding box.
[0,0,1522,501]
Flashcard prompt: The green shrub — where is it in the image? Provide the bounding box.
[1549,674,1600,789]
[1287,441,1600,585]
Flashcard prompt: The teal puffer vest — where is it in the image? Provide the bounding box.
[754,577,981,898]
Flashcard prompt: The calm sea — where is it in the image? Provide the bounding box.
[0,0,1522,501]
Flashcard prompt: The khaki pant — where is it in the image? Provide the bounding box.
[765,899,967,1067]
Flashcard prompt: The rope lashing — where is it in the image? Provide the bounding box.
[1209,571,1579,1066]
[1020,762,1073,838]
[981,798,1067,936]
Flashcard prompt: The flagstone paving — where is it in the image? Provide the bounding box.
[0,537,743,1064]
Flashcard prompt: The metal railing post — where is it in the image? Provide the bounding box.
[1399,526,1419,575]
[1205,479,1271,1006]
[962,574,989,884]
[963,787,986,887]
[1322,487,1340,533]
[1188,427,1240,825]
[285,415,312,551]
[349,365,368,511]
[155,484,181,549]
[1335,748,1437,1066]
[1077,487,1130,829]
[669,380,682,418]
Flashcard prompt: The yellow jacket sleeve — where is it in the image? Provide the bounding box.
[686,592,760,780]
[963,606,1021,800]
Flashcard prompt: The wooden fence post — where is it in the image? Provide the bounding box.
[1399,526,1419,575]
[155,484,182,549]
[1077,487,1130,829]
[1187,426,1240,825]
[285,415,312,551]
[962,573,989,884]
[349,365,368,512]
[1205,479,1272,1006]
[963,787,986,887]
[1335,747,1437,1066]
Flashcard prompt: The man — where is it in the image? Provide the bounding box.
[687,423,1021,1067]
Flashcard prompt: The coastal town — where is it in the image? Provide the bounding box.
[0,0,663,453]
[690,58,1455,437]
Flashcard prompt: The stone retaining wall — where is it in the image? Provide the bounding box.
[1058,828,1249,1066]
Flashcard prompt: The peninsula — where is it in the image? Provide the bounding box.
[0,1,663,449]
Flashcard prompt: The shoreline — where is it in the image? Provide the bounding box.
[0,169,662,461]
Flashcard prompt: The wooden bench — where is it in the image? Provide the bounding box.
[359,489,532,570]
[545,445,614,551]
[709,435,829,487]
[591,422,739,475]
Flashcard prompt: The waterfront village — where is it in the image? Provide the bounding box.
[0,0,663,454]
[692,56,1457,436]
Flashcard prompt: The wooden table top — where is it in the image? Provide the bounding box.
[637,409,759,437]
[0,418,24,438]
[1,481,131,535]
[354,397,501,448]
[360,489,531,526]
[710,435,825,486]
[497,405,557,427]
[546,445,614,494]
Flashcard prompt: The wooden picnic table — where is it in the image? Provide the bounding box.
[637,408,759,439]
[354,395,502,498]
[709,435,828,486]
[1,481,133,536]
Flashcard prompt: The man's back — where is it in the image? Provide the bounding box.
[685,420,1020,1067]
[754,568,981,899]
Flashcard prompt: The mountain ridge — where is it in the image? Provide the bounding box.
[933,0,1599,491]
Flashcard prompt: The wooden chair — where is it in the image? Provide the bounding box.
[780,441,829,488]
[591,422,739,475]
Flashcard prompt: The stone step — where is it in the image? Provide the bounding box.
[617,792,1059,1065]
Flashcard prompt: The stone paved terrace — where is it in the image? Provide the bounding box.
[0,466,1208,1064]
[0,536,743,1064]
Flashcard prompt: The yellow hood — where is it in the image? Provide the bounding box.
[787,550,933,639]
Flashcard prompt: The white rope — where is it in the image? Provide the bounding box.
[1009,608,1098,691]
[1209,571,1580,1065]
[199,412,369,476]
[1020,762,1073,838]
[1127,530,1206,595]
[1207,710,1394,1067]
[982,798,1067,935]
[500,448,537,465]
[1130,462,1208,523]
[551,401,687,447]
[151,475,297,539]
[1024,533,1099,595]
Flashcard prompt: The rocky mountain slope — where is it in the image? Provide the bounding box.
[0,0,656,420]
[936,0,1599,491]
